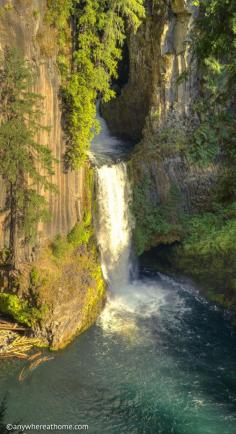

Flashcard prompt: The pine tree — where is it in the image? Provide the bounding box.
[0,48,56,267]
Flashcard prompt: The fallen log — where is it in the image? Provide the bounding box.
[0,319,42,360]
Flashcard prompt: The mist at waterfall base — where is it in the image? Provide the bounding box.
[0,117,236,434]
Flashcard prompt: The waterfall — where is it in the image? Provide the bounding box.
[91,111,170,330]
[95,162,134,290]
[91,107,134,290]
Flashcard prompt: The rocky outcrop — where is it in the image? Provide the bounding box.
[29,236,106,350]
[0,0,105,348]
[103,0,167,141]
[103,0,198,141]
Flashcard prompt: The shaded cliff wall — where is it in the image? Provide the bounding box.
[103,0,216,254]
[103,0,198,141]
[103,0,167,141]
[0,0,87,254]
[102,1,236,312]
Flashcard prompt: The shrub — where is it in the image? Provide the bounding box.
[67,213,93,247]
[0,293,43,327]
[50,234,72,259]
[30,266,41,287]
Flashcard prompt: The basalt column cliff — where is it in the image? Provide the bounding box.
[0,0,105,349]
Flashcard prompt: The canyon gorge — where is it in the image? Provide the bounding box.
[0,1,236,432]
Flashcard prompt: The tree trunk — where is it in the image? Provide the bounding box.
[9,183,18,269]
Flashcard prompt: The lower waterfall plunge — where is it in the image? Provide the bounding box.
[91,113,169,326]
[96,162,134,289]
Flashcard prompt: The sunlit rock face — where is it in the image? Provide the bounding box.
[159,0,197,121]
[0,0,87,255]
[0,1,105,349]
[171,0,193,14]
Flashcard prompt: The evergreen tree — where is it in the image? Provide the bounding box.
[191,1,236,200]
[0,48,55,267]
[193,0,236,104]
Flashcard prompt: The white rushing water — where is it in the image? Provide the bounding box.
[91,105,134,290]
[91,110,170,334]
[96,162,134,289]
[90,103,124,160]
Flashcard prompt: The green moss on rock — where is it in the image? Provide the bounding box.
[0,213,106,348]
[129,160,183,255]
[169,208,236,311]
[24,216,106,348]
[0,293,46,327]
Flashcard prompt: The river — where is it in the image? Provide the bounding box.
[0,112,236,434]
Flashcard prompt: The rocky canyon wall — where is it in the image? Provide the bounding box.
[104,0,216,253]
[0,0,105,349]
[0,0,87,254]
[102,0,236,314]
[103,0,198,139]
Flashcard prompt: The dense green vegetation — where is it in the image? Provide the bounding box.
[187,1,235,187]
[0,292,45,327]
[50,211,93,259]
[0,48,55,267]
[177,0,236,306]
[131,172,183,254]
[170,205,236,310]
[46,0,145,168]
